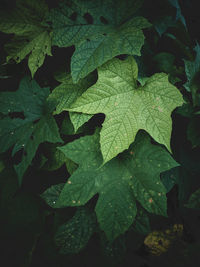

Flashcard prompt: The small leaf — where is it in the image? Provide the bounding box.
[47,73,95,132]
[186,188,200,209]
[55,207,96,254]
[41,183,65,208]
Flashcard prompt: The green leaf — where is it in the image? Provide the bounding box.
[186,188,200,209]
[70,112,93,133]
[184,43,200,106]
[47,73,95,132]
[55,207,96,254]
[0,77,62,184]
[69,56,184,163]
[154,16,175,36]
[0,0,52,77]
[41,183,65,208]
[132,207,151,235]
[49,0,150,82]
[187,117,200,147]
[168,0,186,27]
[42,145,67,171]
[43,130,178,240]
[65,158,78,175]
[161,167,179,193]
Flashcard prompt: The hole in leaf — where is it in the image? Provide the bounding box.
[83,13,93,24]
[9,112,25,120]
[103,33,107,36]
[70,12,77,21]
[86,38,90,42]
[100,16,108,24]
[30,135,34,140]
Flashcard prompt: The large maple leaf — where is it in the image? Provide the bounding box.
[68,56,184,163]
[0,77,62,184]
[0,0,52,77]
[49,0,150,82]
[42,130,178,241]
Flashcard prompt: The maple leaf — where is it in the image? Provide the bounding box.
[42,130,178,241]
[0,0,52,77]
[49,0,150,82]
[0,77,62,184]
[69,56,184,163]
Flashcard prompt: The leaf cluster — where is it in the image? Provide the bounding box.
[0,0,200,266]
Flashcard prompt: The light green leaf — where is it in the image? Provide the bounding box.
[0,77,62,184]
[69,56,184,163]
[55,207,96,254]
[0,0,52,77]
[42,130,178,240]
[69,112,92,133]
[48,73,95,131]
[49,0,150,82]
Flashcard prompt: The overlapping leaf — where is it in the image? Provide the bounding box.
[0,0,52,77]
[47,72,95,132]
[69,56,184,163]
[0,77,62,184]
[49,0,150,82]
[42,130,178,240]
[55,207,96,254]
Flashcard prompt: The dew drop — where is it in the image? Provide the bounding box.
[10,132,14,135]
[53,201,56,204]
[72,200,76,204]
